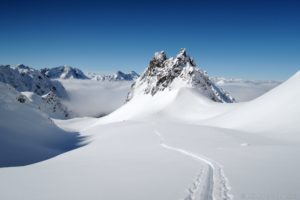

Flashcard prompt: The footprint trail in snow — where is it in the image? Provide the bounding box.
[154,130,232,200]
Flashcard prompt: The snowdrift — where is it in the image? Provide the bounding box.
[95,87,232,125]
[0,83,84,167]
[204,71,300,138]
[97,71,300,140]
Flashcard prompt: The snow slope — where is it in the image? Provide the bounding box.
[103,70,300,137]
[203,71,300,138]
[0,120,212,200]
[0,71,299,200]
[211,77,281,102]
[83,70,300,199]
[0,52,299,200]
[0,83,83,167]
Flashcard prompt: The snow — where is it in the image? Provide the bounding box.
[21,91,71,119]
[127,49,234,103]
[211,77,280,102]
[0,64,68,98]
[203,71,300,139]
[0,83,83,167]
[0,121,207,200]
[0,60,299,199]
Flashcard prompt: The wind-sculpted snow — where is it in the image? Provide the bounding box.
[1,71,300,199]
[0,57,299,200]
[202,71,300,137]
[126,49,235,103]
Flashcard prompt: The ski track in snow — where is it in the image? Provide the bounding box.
[154,130,232,200]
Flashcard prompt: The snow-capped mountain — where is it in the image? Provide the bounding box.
[0,64,68,98]
[0,64,71,118]
[41,66,89,79]
[126,49,235,103]
[87,70,139,81]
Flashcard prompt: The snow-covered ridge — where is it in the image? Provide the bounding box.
[41,65,89,80]
[39,65,139,81]
[0,64,71,118]
[0,64,68,98]
[126,48,235,103]
[87,70,139,81]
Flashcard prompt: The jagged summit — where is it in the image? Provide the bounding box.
[41,66,89,79]
[126,49,235,103]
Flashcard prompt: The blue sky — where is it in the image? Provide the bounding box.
[0,0,299,80]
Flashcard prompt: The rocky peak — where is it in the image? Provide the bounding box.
[126,49,235,103]
[154,51,167,62]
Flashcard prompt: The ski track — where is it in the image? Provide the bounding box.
[154,130,232,200]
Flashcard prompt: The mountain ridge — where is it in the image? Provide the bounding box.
[126,49,235,103]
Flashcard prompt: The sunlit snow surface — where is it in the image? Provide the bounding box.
[0,73,299,200]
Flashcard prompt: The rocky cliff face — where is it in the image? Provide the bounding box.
[126,49,235,103]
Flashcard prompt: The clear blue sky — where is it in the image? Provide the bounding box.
[0,0,299,80]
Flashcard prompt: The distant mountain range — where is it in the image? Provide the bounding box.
[87,70,139,81]
[0,64,140,119]
[41,65,140,81]
[41,66,89,80]
[0,62,281,120]
[0,64,68,98]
